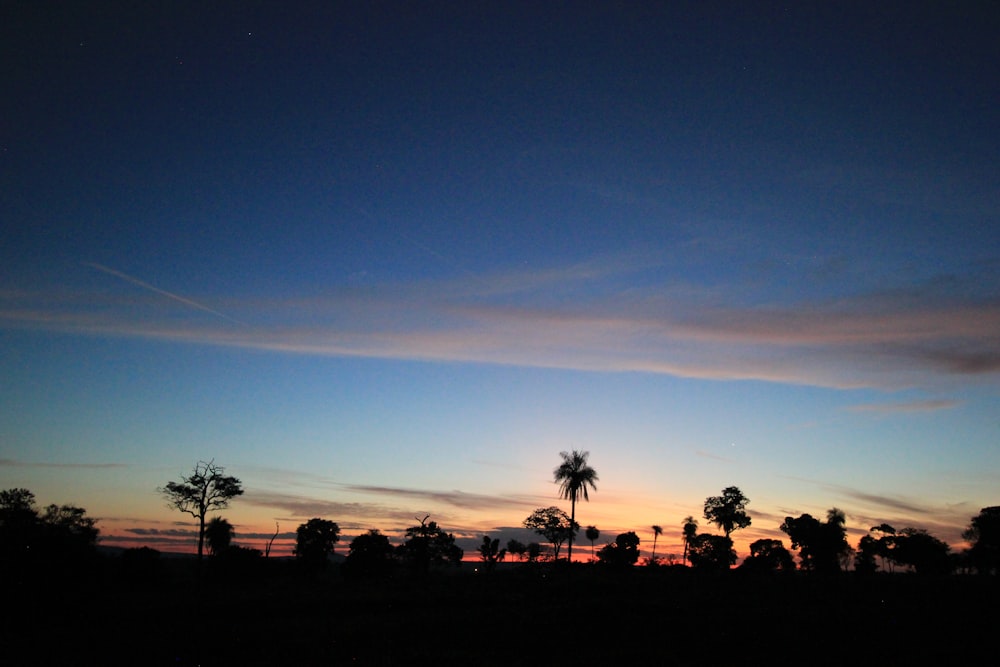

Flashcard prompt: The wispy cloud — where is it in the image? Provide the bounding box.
[342,484,535,512]
[695,450,736,463]
[0,458,128,469]
[846,399,959,414]
[3,260,998,390]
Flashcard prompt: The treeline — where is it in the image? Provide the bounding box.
[4,457,999,583]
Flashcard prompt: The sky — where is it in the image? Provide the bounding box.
[2,2,998,562]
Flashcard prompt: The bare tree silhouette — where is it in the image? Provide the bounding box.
[159,461,243,560]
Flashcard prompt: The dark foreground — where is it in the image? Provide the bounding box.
[7,561,997,666]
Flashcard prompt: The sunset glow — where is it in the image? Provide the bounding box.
[2,3,997,565]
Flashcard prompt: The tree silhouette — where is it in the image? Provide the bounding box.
[703,486,751,538]
[682,516,698,566]
[740,539,794,573]
[597,531,641,568]
[856,524,896,574]
[891,528,951,575]
[506,539,527,562]
[650,525,663,565]
[964,506,1000,575]
[204,516,234,556]
[343,529,396,578]
[585,525,600,562]
[780,508,849,573]
[478,536,506,572]
[687,534,736,571]
[398,516,462,575]
[294,518,341,568]
[523,506,577,560]
[553,450,598,563]
[1,489,99,571]
[159,461,244,560]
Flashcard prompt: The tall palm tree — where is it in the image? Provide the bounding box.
[651,525,663,564]
[553,450,598,563]
[585,525,600,562]
[682,516,698,566]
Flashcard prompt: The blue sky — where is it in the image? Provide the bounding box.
[2,2,998,559]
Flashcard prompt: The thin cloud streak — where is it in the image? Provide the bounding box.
[3,262,998,390]
[84,262,246,326]
[846,399,959,414]
[0,458,128,469]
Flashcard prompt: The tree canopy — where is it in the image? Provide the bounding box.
[343,529,396,578]
[740,539,795,573]
[159,460,244,560]
[0,488,99,576]
[204,516,234,556]
[597,531,641,568]
[294,518,341,568]
[964,506,1000,575]
[553,450,598,563]
[703,486,751,538]
[687,534,736,571]
[523,506,578,560]
[398,516,462,574]
[780,508,850,573]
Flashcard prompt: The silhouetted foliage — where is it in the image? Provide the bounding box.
[343,529,396,578]
[526,542,542,562]
[855,534,880,575]
[856,524,897,574]
[0,488,99,576]
[891,528,951,575]
[506,539,527,562]
[740,539,795,573]
[597,531,640,568]
[477,536,506,572]
[681,516,698,566]
[649,525,663,565]
[294,518,341,568]
[585,525,600,562]
[687,534,736,571]
[205,516,234,556]
[398,516,462,575]
[158,460,244,560]
[553,450,598,563]
[964,506,1000,575]
[780,508,850,573]
[523,506,578,560]
[703,486,751,538]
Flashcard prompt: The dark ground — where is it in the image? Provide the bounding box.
[6,560,996,666]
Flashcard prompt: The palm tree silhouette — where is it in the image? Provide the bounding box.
[651,525,663,564]
[204,516,233,555]
[585,525,600,562]
[682,516,698,566]
[554,450,598,563]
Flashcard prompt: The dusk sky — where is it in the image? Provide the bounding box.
[2,2,998,560]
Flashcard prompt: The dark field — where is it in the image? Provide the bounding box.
[7,560,997,666]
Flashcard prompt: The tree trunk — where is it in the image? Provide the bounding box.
[567,499,575,563]
[197,514,206,560]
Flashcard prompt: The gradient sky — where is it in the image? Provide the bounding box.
[2,2,998,561]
